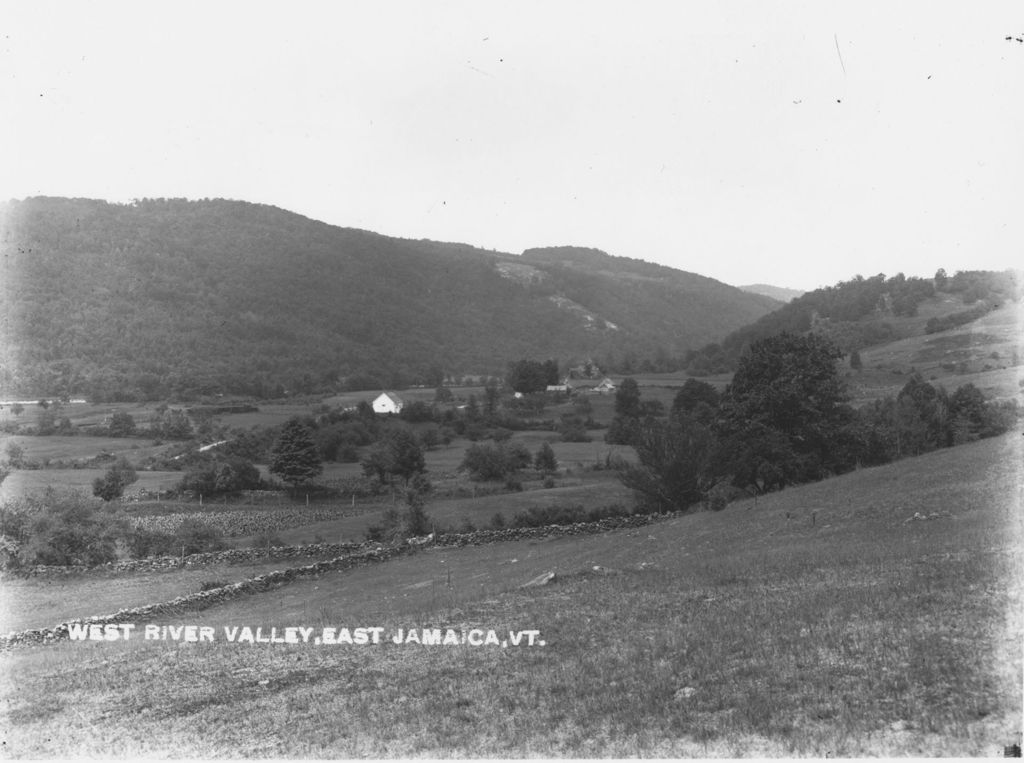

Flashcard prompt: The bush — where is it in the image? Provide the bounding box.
[461,439,534,482]
[180,455,262,496]
[173,519,228,555]
[252,530,286,549]
[510,503,631,529]
[92,458,138,501]
[706,494,728,512]
[557,416,591,442]
[23,489,130,566]
[128,526,177,559]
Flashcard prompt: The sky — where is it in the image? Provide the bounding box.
[2,1,1022,291]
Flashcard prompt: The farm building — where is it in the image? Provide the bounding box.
[594,378,617,394]
[372,392,404,414]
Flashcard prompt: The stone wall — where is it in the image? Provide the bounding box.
[0,510,683,650]
[6,511,680,579]
[0,544,414,650]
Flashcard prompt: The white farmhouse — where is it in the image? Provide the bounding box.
[372,392,404,414]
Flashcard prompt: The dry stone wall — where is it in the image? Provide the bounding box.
[8,511,679,579]
[0,511,683,650]
[0,545,413,650]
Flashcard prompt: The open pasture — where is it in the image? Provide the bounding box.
[0,554,341,635]
[846,301,1023,404]
[0,468,183,503]
[0,400,184,431]
[860,302,1021,374]
[1,432,1019,756]
[241,475,635,547]
[0,434,173,466]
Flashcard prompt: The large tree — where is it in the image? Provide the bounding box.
[360,428,425,485]
[507,359,559,394]
[717,332,853,491]
[618,416,723,512]
[270,419,323,486]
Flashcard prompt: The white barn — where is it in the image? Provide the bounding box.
[372,392,404,414]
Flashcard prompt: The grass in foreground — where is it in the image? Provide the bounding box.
[0,433,1020,757]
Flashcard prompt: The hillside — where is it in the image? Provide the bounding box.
[2,432,1020,756]
[686,270,1023,375]
[0,198,779,401]
[738,283,805,302]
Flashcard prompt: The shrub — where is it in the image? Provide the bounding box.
[180,455,262,496]
[252,531,286,548]
[128,526,177,559]
[23,489,130,566]
[510,503,630,529]
[557,416,591,442]
[461,443,512,481]
[173,518,228,555]
[489,427,513,443]
[92,458,138,501]
[707,494,728,512]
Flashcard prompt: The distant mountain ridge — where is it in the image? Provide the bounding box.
[0,197,779,400]
[739,283,805,303]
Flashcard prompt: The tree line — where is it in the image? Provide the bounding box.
[611,333,1019,512]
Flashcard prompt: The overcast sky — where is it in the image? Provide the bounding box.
[3,1,1021,291]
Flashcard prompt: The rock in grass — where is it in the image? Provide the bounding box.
[520,571,556,588]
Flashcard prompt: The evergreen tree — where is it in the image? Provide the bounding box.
[614,378,642,418]
[534,441,558,473]
[270,419,323,486]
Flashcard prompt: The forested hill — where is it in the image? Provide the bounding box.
[685,269,1023,375]
[0,197,778,401]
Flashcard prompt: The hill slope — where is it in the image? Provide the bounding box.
[2,432,1020,755]
[0,198,778,400]
[686,270,1023,375]
[738,283,805,302]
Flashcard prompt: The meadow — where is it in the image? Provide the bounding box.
[1,432,1020,756]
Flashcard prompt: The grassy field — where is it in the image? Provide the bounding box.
[853,301,1024,404]
[0,554,348,635]
[1,432,1019,756]
[0,468,183,503]
[237,477,635,547]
